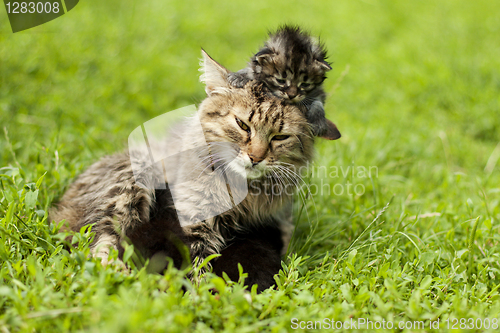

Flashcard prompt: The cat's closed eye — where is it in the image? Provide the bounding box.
[275,77,286,85]
[272,134,290,141]
[235,117,251,132]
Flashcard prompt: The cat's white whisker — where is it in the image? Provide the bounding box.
[273,163,319,226]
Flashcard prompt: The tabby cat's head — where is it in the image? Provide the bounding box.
[251,25,331,103]
[199,50,314,180]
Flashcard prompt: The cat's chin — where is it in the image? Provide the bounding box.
[245,167,266,180]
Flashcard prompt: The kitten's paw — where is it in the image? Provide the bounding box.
[228,72,251,88]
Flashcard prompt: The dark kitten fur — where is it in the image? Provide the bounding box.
[228,25,341,140]
[50,51,315,293]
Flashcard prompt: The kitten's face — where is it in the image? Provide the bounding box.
[250,26,331,103]
[255,52,327,103]
[199,51,314,181]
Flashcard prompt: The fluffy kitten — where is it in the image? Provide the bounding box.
[50,50,316,292]
[228,25,340,140]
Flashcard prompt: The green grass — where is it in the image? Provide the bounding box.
[1,0,500,331]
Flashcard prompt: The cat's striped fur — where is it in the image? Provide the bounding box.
[50,50,316,292]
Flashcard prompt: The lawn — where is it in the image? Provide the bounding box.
[1,0,500,331]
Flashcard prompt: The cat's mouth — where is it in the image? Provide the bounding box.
[226,154,269,180]
[279,93,305,103]
[244,164,267,180]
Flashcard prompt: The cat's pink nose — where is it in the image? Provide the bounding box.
[286,87,298,99]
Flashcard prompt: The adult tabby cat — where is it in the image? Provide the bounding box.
[50,50,317,292]
[228,25,340,140]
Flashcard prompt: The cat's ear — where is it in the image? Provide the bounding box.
[199,49,231,96]
[254,48,274,66]
[320,119,341,140]
[316,59,332,71]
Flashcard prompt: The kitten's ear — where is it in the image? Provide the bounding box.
[254,48,274,66]
[320,119,341,140]
[199,49,230,96]
[316,59,332,71]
